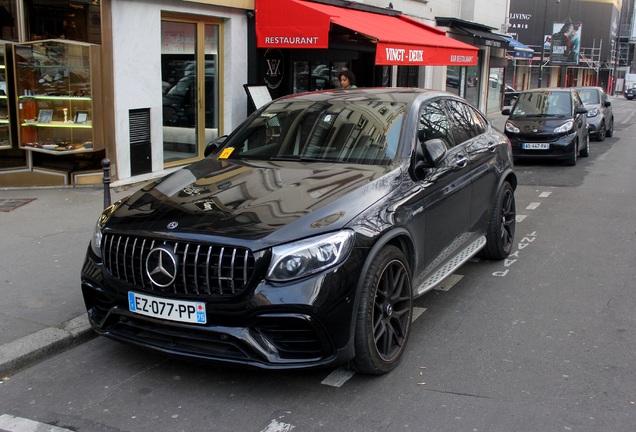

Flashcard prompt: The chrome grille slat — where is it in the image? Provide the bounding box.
[130,237,138,286]
[115,236,122,279]
[139,238,147,288]
[230,249,237,294]
[103,234,255,297]
[193,244,201,294]
[122,236,130,282]
[218,247,225,295]
[181,243,188,294]
[205,246,212,295]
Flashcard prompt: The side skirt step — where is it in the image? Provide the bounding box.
[415,235,486,297]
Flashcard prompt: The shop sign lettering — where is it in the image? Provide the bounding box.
[384,48,424,63]
[450,55,475,64]
[264,36,319,45]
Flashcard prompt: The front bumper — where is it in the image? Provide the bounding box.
[81,247,361,370]
[506,133,577,161]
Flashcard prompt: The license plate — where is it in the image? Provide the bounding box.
[128,291,207,324]
[522,143,550,150]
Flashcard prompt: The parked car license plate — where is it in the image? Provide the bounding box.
[128,291,207,324]
[522,143,550,150]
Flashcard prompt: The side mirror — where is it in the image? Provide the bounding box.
[575,106,588,115]
[204,135,228,157]
[414,138,447,171]
[604,100,611,107]
[501,108,511,115]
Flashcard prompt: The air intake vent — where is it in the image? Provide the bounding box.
[130,109,150,143]
[129,108,151,175]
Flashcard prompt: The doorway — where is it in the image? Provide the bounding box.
[161,17,222,167]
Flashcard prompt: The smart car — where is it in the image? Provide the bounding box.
[575,86,613,141]
[502,88,589,166]
[82,88,517,374]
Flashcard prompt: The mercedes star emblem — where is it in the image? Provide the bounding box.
[145,246,178,287]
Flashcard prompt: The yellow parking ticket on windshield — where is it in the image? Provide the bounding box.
[219,148,234,159]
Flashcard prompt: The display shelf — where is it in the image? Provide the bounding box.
[14,39,103,154]
[0,45,11,151]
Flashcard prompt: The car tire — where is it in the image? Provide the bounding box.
[606,117,614,137]
[596,121,606,141]
[479,181,516,260]
[565,140,578,166]
[580,132,590,157]
[351,246,412,375]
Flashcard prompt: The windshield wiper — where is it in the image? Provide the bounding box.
[270,155,329,162]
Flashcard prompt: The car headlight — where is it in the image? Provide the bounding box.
[505,121,520,134]
[267,230,355,282]
[90,218,103,258]
[554,120,574,134]
[586,108,599,118]
[90,201,122,258]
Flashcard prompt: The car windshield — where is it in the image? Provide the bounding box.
[578,89,600,104]
[219,99,407,165]
[511,91,572,116]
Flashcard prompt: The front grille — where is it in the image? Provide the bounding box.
[103,233,255,296]
[516,134,557,143]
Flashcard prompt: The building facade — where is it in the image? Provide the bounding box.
[0,0,517,188]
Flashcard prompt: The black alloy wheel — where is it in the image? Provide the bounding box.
[597,121,606,141]
[352,246,413,375]
[480,181,516,260]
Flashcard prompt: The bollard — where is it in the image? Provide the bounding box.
[102,158,111,208]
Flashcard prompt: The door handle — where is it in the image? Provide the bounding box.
[456,155,468,167]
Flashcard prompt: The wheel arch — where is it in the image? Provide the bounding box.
[347,228,415,347]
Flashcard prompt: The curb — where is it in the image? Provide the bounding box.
[0,315,95,376]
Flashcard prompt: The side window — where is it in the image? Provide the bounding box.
[572,91,582,111]
[467,104,488,135]
[446,100,481,145]
[418,100,454,148]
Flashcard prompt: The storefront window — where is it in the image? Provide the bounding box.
[488,67,504,113]
[445,66,461,96]
[24,0,101,43]
[397,66,418,87]
[161,19,221,166]
[0,1,18,41]
[464,64,480,107]
[445,56,482,107]
[293,61,346,93]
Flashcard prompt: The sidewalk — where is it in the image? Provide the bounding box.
[0,184,137,376]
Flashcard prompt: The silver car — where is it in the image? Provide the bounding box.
[576,86,614,141]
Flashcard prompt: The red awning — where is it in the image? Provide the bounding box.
[255,0,478,66]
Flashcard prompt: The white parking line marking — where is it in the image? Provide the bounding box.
[526,202,541,210]
[434,273,463,291]
[539,191,552,198]
[321,367,355,387]
[260,418,296,432]
[516,215,528,222]
[412,306,427,322]
[0,414,75,432]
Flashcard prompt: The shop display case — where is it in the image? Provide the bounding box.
[0,42,11,150]
[12,39,104,185]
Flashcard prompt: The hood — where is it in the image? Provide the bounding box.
[105,158,401,247]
